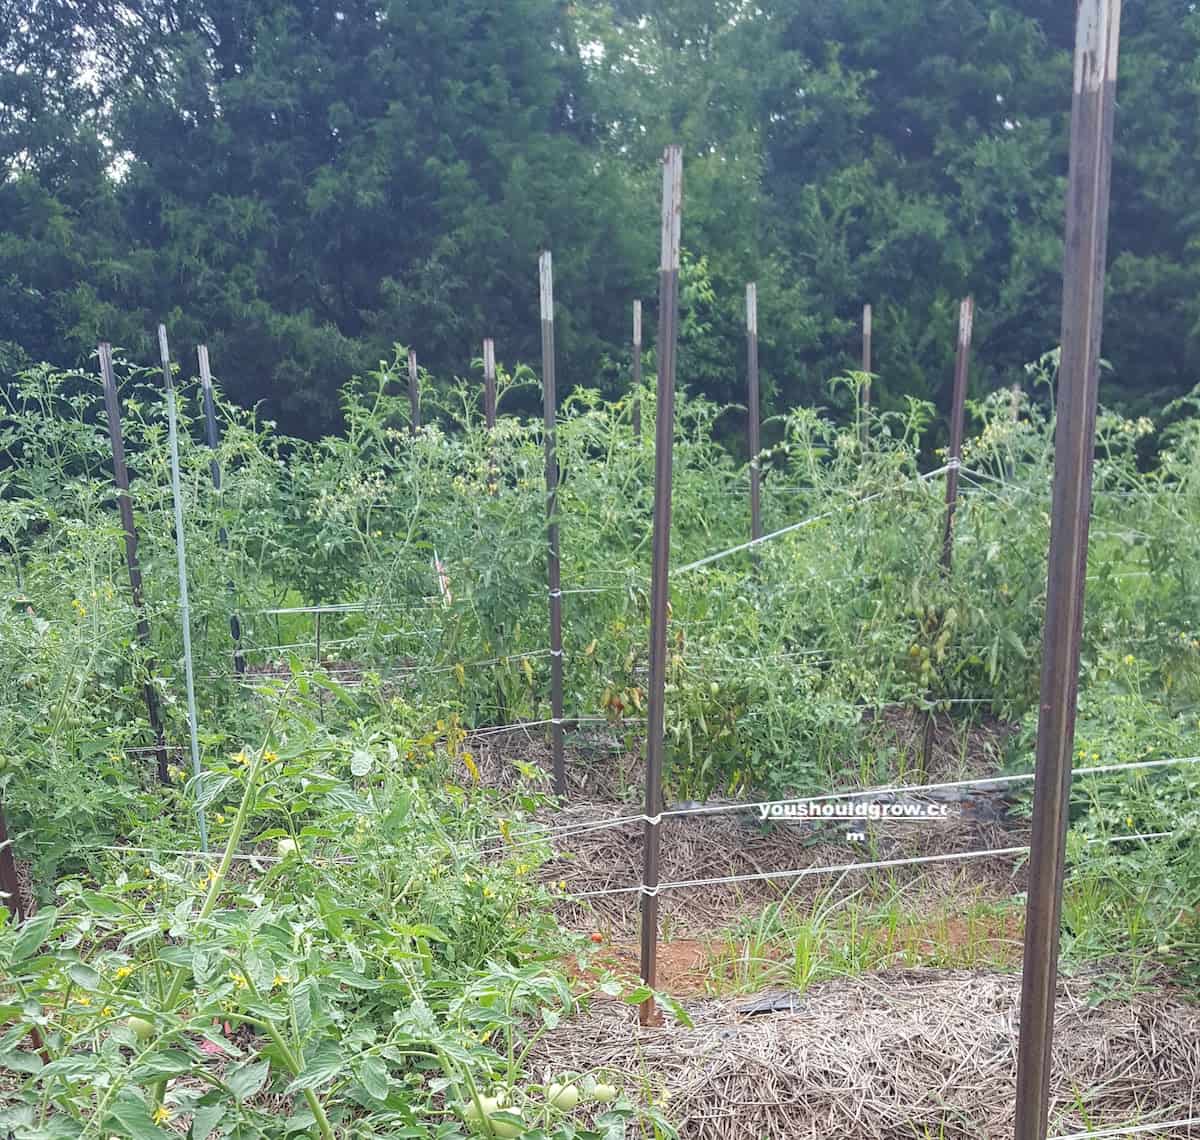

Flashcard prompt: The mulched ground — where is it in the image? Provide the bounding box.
[530,967,1200,1140]
[467,709,1029,937]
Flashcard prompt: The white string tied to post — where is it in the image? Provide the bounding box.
[565,829,1174,902]
[1050,1116,1200,1140]
[98,754,1199,872]
[672,463,954,576]
[473,753,1200,859]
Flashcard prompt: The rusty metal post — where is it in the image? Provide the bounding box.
[483,338,498,493]
[407,349,421,434]
[745,283,762,546]
[941,296,974,570]
[0,800,23,921]
[860,303,873,447]
[198,346,245,676]
[99,342,169,785]
[631,300,643,438]
[539,253,566,796]
[0,798,50,1058]
[0,795,50,1061]
[639,145,682,1026]
[1015,2,1122,1137]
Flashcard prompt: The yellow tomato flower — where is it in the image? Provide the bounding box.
[114,966,133,981]
[152,1106,172,1126]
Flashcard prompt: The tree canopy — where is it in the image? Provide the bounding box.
[2,0,1198,435]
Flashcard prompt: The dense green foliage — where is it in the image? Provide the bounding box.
[0,354,1198,1132]
[3,1,1200,436]
[0,352,1196,877]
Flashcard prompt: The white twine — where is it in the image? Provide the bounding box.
[565,830,1173,901]
[672,464,953,575]
[476,754,1200,858]
[1051,1116,1200,1140]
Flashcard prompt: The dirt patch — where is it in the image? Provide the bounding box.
[531,967,1200,1140]
[567,938,716,996]
[569,909,1025,998]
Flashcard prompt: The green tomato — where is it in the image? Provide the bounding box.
[591,1083,619,1104]
[462,1095,504,1123]
[547,1082,580,1111]
[486,1114,524,1139]
[276,838,298,859]
[127,1016,155,1042]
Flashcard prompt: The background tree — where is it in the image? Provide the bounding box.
[1,0,1198,436]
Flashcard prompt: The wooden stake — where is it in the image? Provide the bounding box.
[483,338,497,493]
[198,346,245,675]
[861,303,873,447]
[1015,3,1122,1136]
[631,300,643,438]
[0,805,49,1061]
[639,144,682,1027]
[921,297,974,776]
[940,296,974,570]
[539,253,566,796]
[746,283,762,546]
[0,800,24,921]
[407,349,421,434]
[159,326,208,850]
[98,342,169,785]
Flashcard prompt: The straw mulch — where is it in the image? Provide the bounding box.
[531,967,1200,1140]
[467,720,1030,934]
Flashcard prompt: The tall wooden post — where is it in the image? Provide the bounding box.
[639,145,683,1026]
[940,296,974,570]
[861,303,873,447]
[198,346,245,675]
[0,801,23,921]
[1007,382,1023,480]
[99,342,169,785]
[407,349,421,434]
[159,327,208,850]
[631,300,643,437]
[1015,2,1122,1137]
[921,297,974,775]
[745,283,762,546]
[539,253,566,796]
[483,338,497,493]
